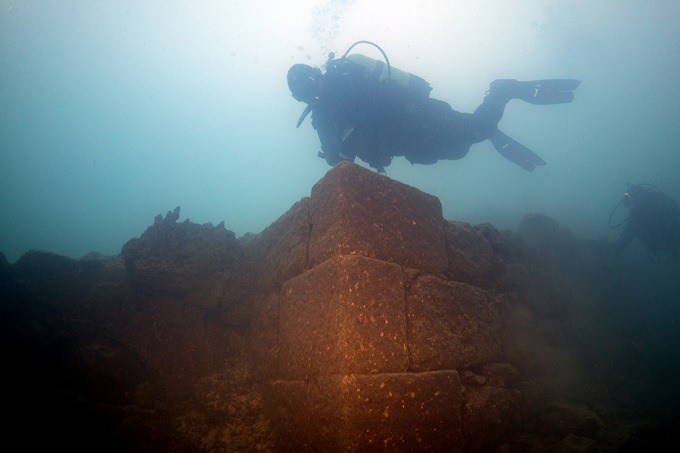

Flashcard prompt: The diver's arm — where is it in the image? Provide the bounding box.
[317,132,356,165]
[310,59,371,166]
[312,109,356,166]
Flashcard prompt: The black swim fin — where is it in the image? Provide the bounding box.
[491,79,581,105]
[516,79,581,105]
[489,130,547,171]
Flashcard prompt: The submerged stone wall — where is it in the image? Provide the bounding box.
[247,162,523,450]
[2,161,677,452]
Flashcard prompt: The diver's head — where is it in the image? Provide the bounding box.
[623,184,643,208]
[287,64,321,103]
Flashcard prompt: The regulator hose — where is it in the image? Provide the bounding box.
[340,40,392,81]
[608,198,628,229]
[608,183,663,228]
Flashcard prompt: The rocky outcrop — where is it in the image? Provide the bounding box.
[2,162,679,451]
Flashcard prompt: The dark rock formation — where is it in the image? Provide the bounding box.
[2,162,679,451]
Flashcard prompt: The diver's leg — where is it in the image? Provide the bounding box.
[467,78,582,142]
[489,130,547,171]
[468,92,549,171]
[399,99,473,163]
[465,91,509,143]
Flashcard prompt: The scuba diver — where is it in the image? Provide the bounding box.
[287,41,581,173]
[609,183,680,260]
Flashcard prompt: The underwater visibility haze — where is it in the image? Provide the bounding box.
[1,0,680,263]
[3,1,680,449]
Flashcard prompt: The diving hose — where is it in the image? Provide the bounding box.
[338,40,392,81]
[608,198,629,229]
[608,183,663,228]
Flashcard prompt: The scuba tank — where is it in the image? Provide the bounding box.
[344,52,432,99]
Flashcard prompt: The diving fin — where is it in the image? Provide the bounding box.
[516,79,581,105]
[489,130,547,171]
[491,79,581,105]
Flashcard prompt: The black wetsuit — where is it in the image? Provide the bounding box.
[613,185,680,259]
[310,57,511,172]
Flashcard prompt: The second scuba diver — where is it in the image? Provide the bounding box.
[609,183,680,260]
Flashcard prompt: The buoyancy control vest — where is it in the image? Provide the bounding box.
[296,41,433,128]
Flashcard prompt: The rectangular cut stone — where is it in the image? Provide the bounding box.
[246,198,311,289]
[407,275,503,371]
[305,371,463,451]
[309,162,448,275]
[279,255,409,379]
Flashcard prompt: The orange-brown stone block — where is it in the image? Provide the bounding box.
[309,162,448,275]
[407,275,504,371]
[269,370,463,451]
[279,254,409,380]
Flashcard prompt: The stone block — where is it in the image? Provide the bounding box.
[269,371,463,451]
[308,162,448,275]
[245,198,311,289]
[407,275,503,371]
[279,255,409,379]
